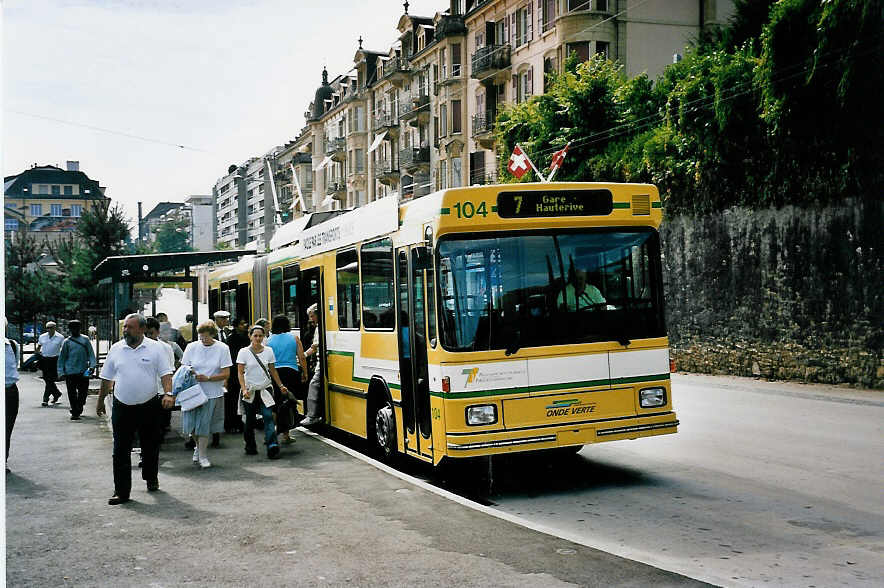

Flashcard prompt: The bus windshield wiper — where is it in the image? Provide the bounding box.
[505,331,521,356]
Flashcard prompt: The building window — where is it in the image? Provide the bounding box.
[30,204,42,216]
[568,0,591,10]
[440,104,448,137]
[336,249,361,330]
[452,158,462,188]
[5,218,19,231]
[51,185,60,195]
[451,43,462,77]
[440,160,449,190]
[38,185,49,195]
[542,0,556,33]
[596,41,609,59]
[51,204,63,217]
[516,6,531,47]
[452,100,462,134]
[71,205,82,217]
[544,56,557,92]
[567,41,591,63]
[63,185,73,195]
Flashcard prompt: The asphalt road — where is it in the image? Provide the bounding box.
[5,372,705,587]
[465,374,884,587]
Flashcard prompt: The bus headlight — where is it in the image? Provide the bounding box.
[639,387,666,408]
[466,404,497,426]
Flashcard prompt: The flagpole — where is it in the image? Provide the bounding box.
[518,144,547,182]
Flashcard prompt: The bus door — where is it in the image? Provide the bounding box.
[396,247,433,459]
[236,282,251,325]
[300,267,326,417]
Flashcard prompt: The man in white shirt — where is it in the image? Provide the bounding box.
[146,317,176,434]
[37,321,65,406]
[97,314,174,505]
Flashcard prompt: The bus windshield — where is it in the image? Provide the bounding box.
[437,228,665,352]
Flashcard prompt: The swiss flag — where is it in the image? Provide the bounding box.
[507,144,531,179]
[549,142,571,172]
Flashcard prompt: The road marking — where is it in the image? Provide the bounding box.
[298,427,725,586]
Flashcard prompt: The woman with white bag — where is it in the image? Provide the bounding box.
[179,320,231,468]
[236,324,288,459]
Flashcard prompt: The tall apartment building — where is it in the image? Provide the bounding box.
[285,0,732,215]
[3,161,109,245]
[213,147,284,250]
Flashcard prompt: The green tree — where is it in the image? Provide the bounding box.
[153,216,192,253]
[51,201,131,313]
[4,232,58,351]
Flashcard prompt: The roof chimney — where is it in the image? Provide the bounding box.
[66,160,79,172]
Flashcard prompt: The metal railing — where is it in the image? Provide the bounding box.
[469,167,498,186]
[472,110,496,136]
[373,111,398,130]
[399,147,430,169]
[325,137,346,156]
[381,56,410,79]
[373,159,399,179]
[471,44,511,78]
[326,181,345,194]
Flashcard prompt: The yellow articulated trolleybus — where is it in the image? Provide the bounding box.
[209,182,678,465]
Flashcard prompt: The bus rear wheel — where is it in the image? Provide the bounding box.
[374,400,397,461]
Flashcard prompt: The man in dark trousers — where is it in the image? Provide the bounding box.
[97,314,174,505]
[57,320,96,420]
[37,321,64,406]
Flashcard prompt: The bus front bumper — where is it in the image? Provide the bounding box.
[443,412,678,457]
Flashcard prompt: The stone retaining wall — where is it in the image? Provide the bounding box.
[661,199,882,388]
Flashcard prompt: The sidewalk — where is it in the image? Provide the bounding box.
[5,373,706,587]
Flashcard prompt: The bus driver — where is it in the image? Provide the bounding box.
[557,268,605,311]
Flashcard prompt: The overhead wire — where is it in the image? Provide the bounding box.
[5,109,212,153]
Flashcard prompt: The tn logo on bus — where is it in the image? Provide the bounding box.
[462,368,480,386]
[546,399,596,417]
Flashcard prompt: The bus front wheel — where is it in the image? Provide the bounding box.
[374,400,397,461]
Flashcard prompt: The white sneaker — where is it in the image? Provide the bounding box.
[192,447,199,463]
[300,416,320,426]
[199,457,211,468]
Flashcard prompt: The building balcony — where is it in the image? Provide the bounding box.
[381,56,410,87]
[373,159,399,186]
[471,44,512,84]
[374,112,400,138]
[399,147,430,172]
[326,181,346,199]
[472,109,497,149]
[401,92,430,127]
[469,167,498,186]
[325,137,346,161]
[439,64,463,87]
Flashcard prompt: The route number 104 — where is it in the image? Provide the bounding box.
[452,201,488,219]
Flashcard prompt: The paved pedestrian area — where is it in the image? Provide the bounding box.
[5,373,705,587]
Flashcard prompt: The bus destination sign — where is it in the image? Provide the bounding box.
[497,189,614,218]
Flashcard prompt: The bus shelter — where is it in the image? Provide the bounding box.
[93,250,255,368]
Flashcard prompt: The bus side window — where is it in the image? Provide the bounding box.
[336,249,361,330]
[360,238,394,330]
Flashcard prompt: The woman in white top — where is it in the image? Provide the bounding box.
[180,320,231,468]
[236,324,288,459]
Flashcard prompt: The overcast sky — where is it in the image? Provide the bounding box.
[3,0,445,227]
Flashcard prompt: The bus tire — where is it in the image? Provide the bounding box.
[367,378,397,462]
[374,399,397,462]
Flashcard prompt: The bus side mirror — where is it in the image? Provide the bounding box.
[413,246,433,270]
